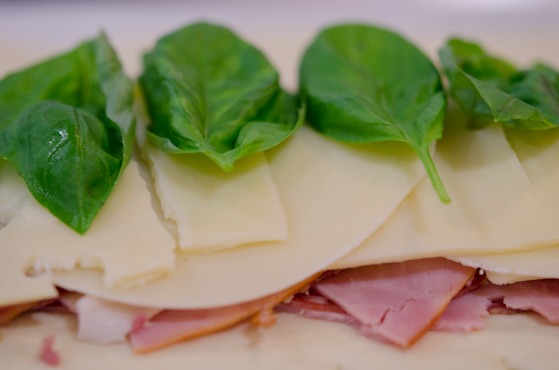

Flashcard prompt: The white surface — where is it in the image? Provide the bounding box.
[2,311,559,370]
[2,0,559,88]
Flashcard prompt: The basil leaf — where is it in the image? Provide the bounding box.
[299,24,450,203]
[0,33,134,234]
[140,22,302,171]
[440,38,559,129]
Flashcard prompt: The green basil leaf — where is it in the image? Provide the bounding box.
[139,22,301,171]
[299,23,450,203]
[0,33,134,234]
[0,102,121,233]
[440,38,559,129]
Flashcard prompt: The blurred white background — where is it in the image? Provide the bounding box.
[1,0,558,89]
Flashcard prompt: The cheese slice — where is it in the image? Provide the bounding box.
[2,312,558,370]
[0,160,175,306]
[452,244,559,287]
[334,110,559,269]
[449,245,559,285]
[53,126,424,309]
[143,146,288,253]
[134,96,288,253]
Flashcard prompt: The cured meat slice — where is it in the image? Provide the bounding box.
[275,291,356,325]
[73,296,159,344]
[476,279,559,324]
[432,292,491,332]
[0,302,36,325]
[40,335,60,366]
[434,278,559,332]
[315,258,475,347]
[130,276,316,353]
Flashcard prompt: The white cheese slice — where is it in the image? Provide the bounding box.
[135,96,288,254]
[2,312,558,370]
[0,160,175,306]
[334,111,559,269]
[450,120,559,282]
[143,146,288,253]
[465,124,559,285]
[53,126,424,309]
[449,245,559,285]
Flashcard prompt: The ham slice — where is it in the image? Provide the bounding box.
[314,258,475,347]
[275,291,356,325]
[432,277,559,332]
[0,302,36,325]
[73,296,160,344]
[432,292,491,332]
[131,275,318,353]
[40,336,60,366]
[476,279,559,324]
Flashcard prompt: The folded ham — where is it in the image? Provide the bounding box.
[129,275,317,352]
[279,260,559,346]
[286,258,475,347]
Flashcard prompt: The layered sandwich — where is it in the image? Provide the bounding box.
[1,22,559,369]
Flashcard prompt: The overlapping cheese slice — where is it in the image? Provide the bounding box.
[134,97,288,253]
[449,128,559,284]
[450,246,559,285]
[0,160,175,306]
[3,312,559,370]
[334,110,559,269]
[53,125,424,309]
[142,147,288,253]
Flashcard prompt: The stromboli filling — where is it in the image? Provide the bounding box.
[3,257,559,353]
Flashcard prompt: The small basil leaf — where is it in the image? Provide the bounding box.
[140,22,301,171]
[440,38,559,129]
[0,102,120,234]
[0,33,134,233]
[299,23,450,203]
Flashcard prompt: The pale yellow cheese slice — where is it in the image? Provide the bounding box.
[419,127,559,285]
[53,126,424,309]
[0,160,175,306]
[135,96,288,253]
[2,312,558,370]
[449,245,559,285]
[143,146,288,253]
[334,111,559,269]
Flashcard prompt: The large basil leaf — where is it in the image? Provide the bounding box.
[140,22,302,171]
[0,33,134,234]
[440,38,559,129]
[299,24,450,203]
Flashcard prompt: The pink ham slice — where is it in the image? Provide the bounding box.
[72,296,160,344]
[314,258,475,347]
[476,279,559,324]
[275,291,357,325]
[130,275,318,353]
[0,302,36,325]
[130,299,270,352]
[432,292,491,332]
[40,336,61,366]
